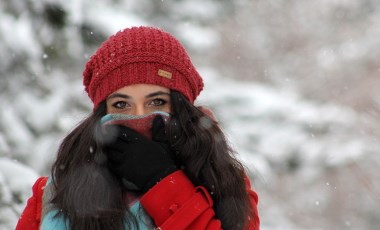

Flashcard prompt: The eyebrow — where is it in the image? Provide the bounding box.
[106,91,170,100]
[107,93,130,100]
[146,91,170,98]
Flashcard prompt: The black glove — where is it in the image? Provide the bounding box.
[102,116,177,193]
[166,116,183,148]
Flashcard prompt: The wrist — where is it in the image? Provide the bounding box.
[143,165,178,193]
[140,170,196,226]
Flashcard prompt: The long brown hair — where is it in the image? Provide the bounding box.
[169,91,253,229]
[51,91,253,230]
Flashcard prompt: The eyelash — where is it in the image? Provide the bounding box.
[111,98,167,109]
[112,101,129,109]
[150,98,167,106]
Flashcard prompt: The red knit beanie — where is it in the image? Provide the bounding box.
[83,26,204,110]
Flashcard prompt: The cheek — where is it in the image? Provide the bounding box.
[106,105,111,113]
[164,104,172,113]
[148,105,171,113]
[148,104,171,114]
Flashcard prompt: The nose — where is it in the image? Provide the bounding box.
[134,105,146,116]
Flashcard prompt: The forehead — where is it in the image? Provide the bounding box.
[112,84,170,95]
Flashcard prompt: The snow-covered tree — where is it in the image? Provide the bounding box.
[1,0,379,229]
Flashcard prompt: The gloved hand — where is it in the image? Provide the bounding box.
[102,116,178,193]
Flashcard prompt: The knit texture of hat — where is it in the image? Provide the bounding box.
[83,26,204,109]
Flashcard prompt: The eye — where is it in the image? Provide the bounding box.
[112,101,129,109]
[149,98,167,106]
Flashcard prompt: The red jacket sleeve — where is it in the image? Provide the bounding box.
[140,170,260,230]
[15,177,48,230]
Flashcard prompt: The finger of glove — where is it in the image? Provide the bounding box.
[152,116,179,163]
[152,115,167,142]
[106,159,142,192]
[104,147,126,163]
[121,179,141,192]
[168,117,182,142]
[104,124,147,143]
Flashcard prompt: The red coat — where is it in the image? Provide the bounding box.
[15,171,259,229]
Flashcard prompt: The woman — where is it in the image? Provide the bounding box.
[16,26,259,230]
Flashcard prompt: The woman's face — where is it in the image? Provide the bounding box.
[106,84,171,115]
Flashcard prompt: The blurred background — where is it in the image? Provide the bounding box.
[0,0,379,229]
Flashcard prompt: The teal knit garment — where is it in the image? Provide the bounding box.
[40,201,153,230]
[40,177,153,229]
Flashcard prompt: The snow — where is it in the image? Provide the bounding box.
[177,24,220,51]
[175,0,220,20]
[83,1,147,35]
[1,0,379,229]
[0,158,39,228]
[1,106,34,155]
[198,69,373,171]
[0,158,39,199]
[0,14,40,59]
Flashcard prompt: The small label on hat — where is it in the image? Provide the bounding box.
[158,69,172,79]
